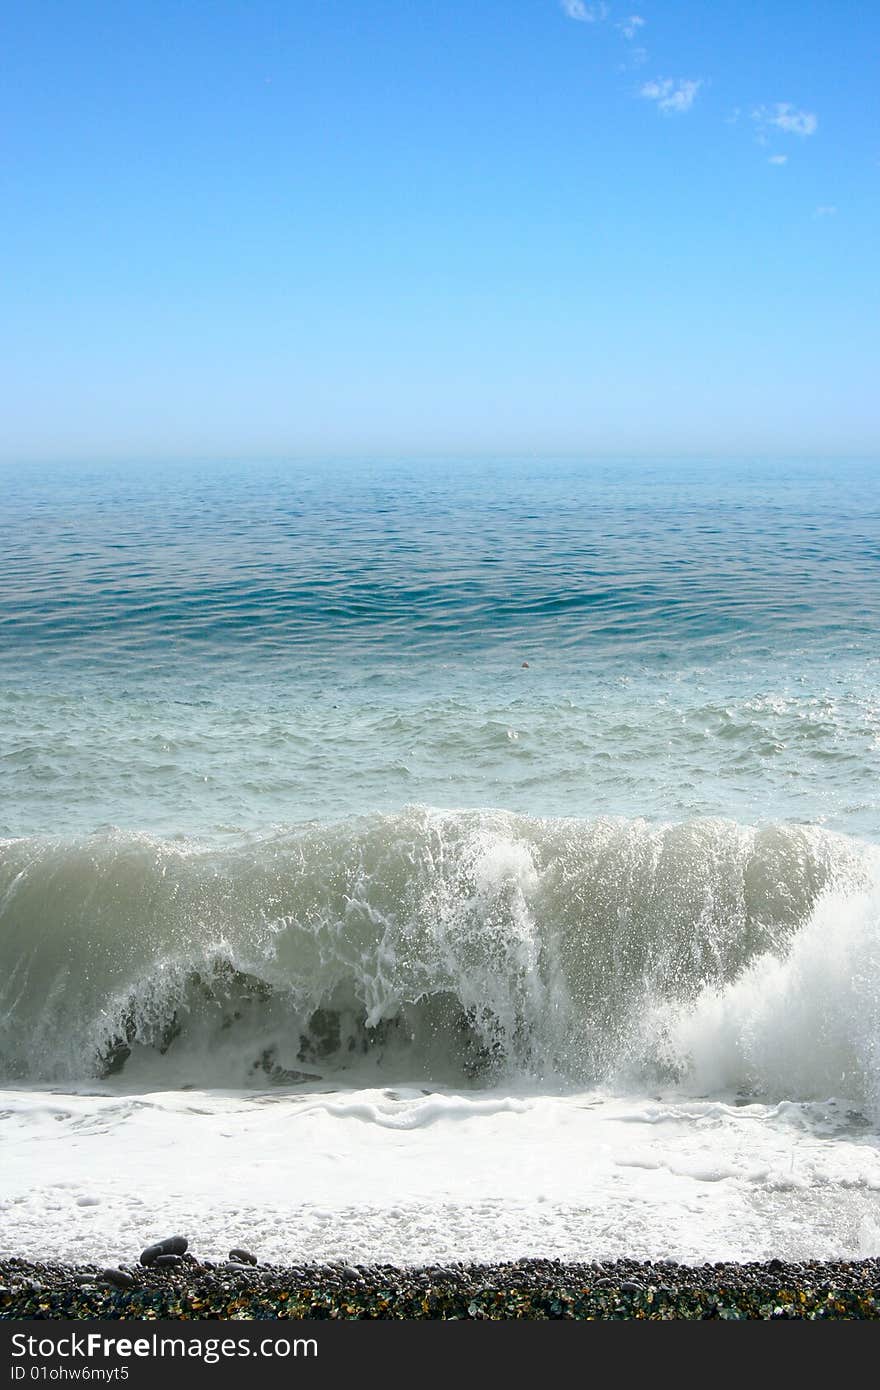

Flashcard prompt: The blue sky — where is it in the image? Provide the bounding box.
[1,0,878,461]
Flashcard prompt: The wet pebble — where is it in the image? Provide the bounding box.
[2,1254,879,1321]
[140,1236,188,1266]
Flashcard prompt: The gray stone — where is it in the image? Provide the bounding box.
[140,1236,188,1266]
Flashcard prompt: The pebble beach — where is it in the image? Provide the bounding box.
[2,1255,880,1321]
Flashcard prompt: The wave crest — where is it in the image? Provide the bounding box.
[0,808,875,1104]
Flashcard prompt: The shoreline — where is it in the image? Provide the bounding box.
[2,1256,879,1320]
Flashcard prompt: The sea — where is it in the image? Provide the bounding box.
[2,456,880,1266]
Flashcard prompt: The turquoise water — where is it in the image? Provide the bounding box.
[3,457,880,838]
[3,459,879,666]
[2,458,880,1093]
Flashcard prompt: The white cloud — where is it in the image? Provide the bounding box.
[753,103,818,137]
[813,204,837,218]
[560,0,608,20]
[619,15,646,40]
[640,78,703,114]
[768,154,788,165]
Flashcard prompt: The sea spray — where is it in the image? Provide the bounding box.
[1,807,874,1104]
[665,881,880,1114]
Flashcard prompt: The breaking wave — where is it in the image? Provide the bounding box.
[1,808,878,1111]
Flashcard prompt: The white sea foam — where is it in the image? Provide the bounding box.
[2,1085,879,1265]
